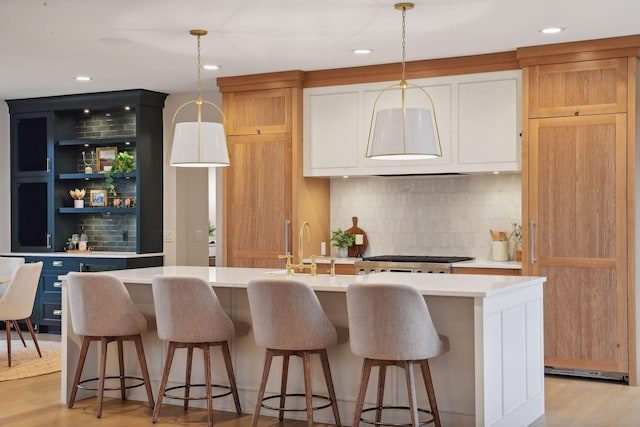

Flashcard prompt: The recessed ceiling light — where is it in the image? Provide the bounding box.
[352,49,373,55]
[203,64,220,70]
[124,106,131,111]
[540,27,565,34]
[75,76,92,82]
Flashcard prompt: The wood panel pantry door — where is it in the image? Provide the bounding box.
[529,113,628,373]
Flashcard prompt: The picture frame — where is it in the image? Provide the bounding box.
[96,146,117,172]
[90,189,107,207]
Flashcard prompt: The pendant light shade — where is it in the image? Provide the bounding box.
[169,29,229,168]
[369,107,439,160]
[170,121,229,167]
[366,3,442,160]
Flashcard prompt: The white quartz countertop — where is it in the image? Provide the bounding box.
[2,251,163,258]
[95,266,545,298]
[452,260,522,269]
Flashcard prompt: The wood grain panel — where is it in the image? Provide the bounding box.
[530,114,628,373]
[529,58,627,118]
[224,89,291,135]
[451,267,521,276]
[225,133,292,268]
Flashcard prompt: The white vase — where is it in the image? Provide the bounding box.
[338,247,348,258]
[74,199,84,208]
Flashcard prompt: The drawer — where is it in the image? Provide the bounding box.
[39,300,62,326]
[41,274,63,299]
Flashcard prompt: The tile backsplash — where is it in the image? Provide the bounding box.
[330,173,522,260]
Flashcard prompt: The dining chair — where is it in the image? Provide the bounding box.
[0,261,43,367]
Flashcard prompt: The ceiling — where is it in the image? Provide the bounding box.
[1,0,639,101]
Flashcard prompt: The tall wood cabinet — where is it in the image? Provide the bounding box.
[217,72,330,268]
[519,48,639,379]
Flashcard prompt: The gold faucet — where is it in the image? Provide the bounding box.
[298,221,312,267]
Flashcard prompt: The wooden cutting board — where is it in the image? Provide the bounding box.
[346,216,368,257]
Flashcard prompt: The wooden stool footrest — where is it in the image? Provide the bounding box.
[360,405,435,427]
[77,375,146,392]
[163,383,233,401]
[261,393,333,412]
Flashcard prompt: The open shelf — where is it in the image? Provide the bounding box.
[59,207,136,214]
[57,137,136,147]
[58,172,136,180]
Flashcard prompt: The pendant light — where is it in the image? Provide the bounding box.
[366,3,442,160]
[169,29,229,167]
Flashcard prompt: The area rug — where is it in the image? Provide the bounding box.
[0,340,61,381]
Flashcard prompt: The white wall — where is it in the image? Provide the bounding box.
[0,103,10,252]
[162,90,223,266]
[330,173,522,260]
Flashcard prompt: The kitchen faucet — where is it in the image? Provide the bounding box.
[298,221,311,266]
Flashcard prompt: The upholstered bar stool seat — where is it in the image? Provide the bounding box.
[347,283,449,427]
[151,275,243,427]
[66,272,155,418]
[247,279,343,427]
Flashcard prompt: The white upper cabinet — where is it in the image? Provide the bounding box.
[303,70,521,177]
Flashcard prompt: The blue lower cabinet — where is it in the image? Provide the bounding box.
[22,254,163,334]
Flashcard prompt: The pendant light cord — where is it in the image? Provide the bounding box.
[401,5,407,83]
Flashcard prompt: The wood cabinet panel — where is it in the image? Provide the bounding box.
[528,113,628,373]
[225,88,291,135]
[529,58,627,118]
[451,267,521,276]
[225,134,292,268]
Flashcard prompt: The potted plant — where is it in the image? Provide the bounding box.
[104,151,135,197]
[331,228,355,257]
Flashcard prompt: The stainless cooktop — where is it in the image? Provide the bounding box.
[362,255,474,264]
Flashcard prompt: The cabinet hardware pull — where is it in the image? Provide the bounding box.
[284,219,292,256]
[256,128,261,134]
[53,281,62,288]
[46,157,51,172]
[530,220,537,264]
[47,234,52,249]
[53,260,63,267]
[53,310,63,316]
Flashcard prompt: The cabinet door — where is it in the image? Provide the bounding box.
[12,178,53,252]
[529,58,627,118]
[458,77,520,168]
[224,133,292,268]
[225,88,291,135]
[529,114,627,373]
[11,113,53,176]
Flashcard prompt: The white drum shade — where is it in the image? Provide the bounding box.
[368,107,440,160]
[170,121,229,167]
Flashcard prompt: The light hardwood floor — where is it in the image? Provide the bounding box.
[2,370,640,426]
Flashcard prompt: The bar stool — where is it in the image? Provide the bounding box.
[66,272,155,418]
[151,275,243,427]
[247,279,343,427]
[346,283,449,427]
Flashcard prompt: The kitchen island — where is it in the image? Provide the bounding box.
[60,266,545,427]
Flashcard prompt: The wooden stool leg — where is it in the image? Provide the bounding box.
[12,320,26,347]
[25,318,41,357]
[279,354,290,421]
[353,358,374,427]
[302,351,314,427]
[185,346,194,410]
[319,349,341,427]
[68,336,91,408]
[96,337,109,418]
[153,341,176,423]
[221,341,242,414]
[376,363,387,424]
[118,340,126,400]
[133,335,154,410]
[251,349,274,427]
[5,321,11,367]
[404,361,419,427]
[204,345,214,427]
[420,359,441,427]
